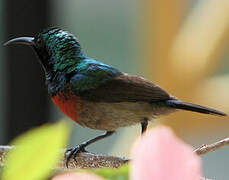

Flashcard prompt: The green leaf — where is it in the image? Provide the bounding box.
[93,164,129,180]
[2,120,70,180]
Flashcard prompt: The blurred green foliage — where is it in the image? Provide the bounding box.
[93,164,129,180]
[0,120,130,180]
[2,121,70,180]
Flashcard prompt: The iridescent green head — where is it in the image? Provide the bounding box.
[5,27,86,72]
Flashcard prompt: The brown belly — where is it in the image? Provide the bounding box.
[77,101,176,131]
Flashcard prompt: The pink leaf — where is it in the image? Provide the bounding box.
[130,126,202,180]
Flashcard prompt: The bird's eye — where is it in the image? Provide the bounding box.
[37,38,42,44]
[35,37,44,48]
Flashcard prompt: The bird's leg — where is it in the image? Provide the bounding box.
[141,118,148,134]
[65,131,115,167]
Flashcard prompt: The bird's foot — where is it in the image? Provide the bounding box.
[65,144,88,168]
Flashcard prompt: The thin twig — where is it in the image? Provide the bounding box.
[194,137,229,155]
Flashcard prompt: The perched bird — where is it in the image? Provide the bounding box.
[5,27,227,166]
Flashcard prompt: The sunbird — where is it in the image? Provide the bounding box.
[5,27,227,167]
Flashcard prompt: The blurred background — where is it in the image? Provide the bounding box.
[0,0,229,179]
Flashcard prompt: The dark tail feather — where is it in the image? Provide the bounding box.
[165,100,227,116]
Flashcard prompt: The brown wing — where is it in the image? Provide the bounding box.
[78,74,174,102]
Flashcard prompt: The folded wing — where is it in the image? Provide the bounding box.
[75,73,173,102]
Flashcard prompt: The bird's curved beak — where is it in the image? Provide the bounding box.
[4,37,35,46]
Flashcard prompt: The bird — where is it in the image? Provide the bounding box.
[4,27,227,167]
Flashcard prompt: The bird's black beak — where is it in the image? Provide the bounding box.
[4,37,35,46]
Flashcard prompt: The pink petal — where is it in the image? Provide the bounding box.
[51,172,104,180]
[130,126,202,180]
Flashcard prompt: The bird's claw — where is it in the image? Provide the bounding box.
[65,144,88,168]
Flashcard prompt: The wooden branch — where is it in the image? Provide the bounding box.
[1,136,229,170]
[194,137,229,155]
[0,145,220,180]
[0,146,12,166]
[59,151,128,170]
[0,137,229,171]
[0,146,128,169]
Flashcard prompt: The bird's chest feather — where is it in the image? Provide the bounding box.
[51,92,83,124]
